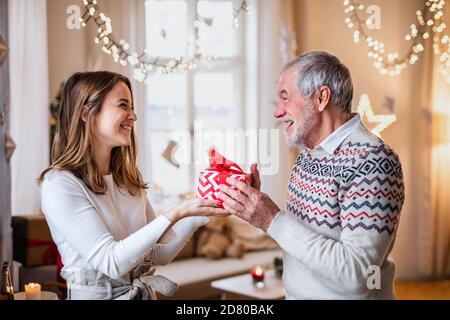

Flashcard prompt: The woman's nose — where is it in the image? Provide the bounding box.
[130,110,137,122]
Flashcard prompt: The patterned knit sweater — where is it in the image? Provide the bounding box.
[267,123,405,300]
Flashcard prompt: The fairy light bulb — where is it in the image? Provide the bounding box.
[78,0,250,81]
[342,0,450,78]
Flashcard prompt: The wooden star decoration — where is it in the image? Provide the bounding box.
[5,132,16,161]
[357,94,397,137]
[161,140,180,168]
[0,35,8,66]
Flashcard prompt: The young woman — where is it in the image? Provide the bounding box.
[38,71,227,300]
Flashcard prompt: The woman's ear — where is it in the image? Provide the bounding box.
[80,105,89,122]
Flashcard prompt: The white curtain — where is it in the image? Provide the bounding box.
[416,4,450,279]
[247,0,297,209]
[0,0,12,264]
[428,8,450,276]
[9,0,49,216]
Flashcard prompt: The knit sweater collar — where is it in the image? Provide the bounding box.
[317,113,362,155]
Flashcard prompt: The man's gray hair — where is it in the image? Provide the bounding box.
[282,51,354,114]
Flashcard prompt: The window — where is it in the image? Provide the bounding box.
[144,0,246,195]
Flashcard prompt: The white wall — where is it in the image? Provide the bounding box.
[47,0,87,100]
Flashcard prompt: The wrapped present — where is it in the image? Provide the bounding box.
[11,215,57,267]
[197,148,250,207]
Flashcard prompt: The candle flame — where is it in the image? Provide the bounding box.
[252,265,264,277]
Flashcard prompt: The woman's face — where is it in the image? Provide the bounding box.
[93,81,136,148]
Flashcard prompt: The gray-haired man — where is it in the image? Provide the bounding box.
[219,51,405,299]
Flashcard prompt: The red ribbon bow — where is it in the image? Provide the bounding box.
[207,148,248,185]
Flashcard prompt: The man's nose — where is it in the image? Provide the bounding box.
[274,103,286,118]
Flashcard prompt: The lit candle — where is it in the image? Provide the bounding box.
[24,283,41,300]
[251,265,265,287]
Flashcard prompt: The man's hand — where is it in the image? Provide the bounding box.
[218,175,280,232]
[250,163,261,190]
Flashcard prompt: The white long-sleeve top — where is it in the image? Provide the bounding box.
[40,169,207,285]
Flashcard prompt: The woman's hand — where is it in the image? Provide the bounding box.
[165,198,229,223]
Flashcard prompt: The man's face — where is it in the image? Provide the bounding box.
[274,67,317,147]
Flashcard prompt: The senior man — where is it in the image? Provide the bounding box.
[219,51,405,300]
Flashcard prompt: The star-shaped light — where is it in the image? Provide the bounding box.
[280,24,298,64]
[357,94,397,137]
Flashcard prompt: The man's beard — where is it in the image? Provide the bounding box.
[286,103,317,148]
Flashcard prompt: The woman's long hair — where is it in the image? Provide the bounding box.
[38,71,147,196]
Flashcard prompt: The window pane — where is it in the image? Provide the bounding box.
[145,0,187,58]
[149,131,191,195]
[194,72,233,110]
[147,73,188,130]
[197,1,239,57]
[194,71,240,129]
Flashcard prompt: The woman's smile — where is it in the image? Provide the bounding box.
[120,122,133,131]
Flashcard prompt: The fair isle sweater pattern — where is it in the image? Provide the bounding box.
[287,131,405,236]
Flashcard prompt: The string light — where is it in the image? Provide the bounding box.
[79,0,249,82]
[357,94,397,137]
[232,0,250,28]
[343,0,450,83]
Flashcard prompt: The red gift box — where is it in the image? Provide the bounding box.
[197,148,250,207]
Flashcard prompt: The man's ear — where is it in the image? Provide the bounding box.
[80,105,89,122]
[316,86,331,112]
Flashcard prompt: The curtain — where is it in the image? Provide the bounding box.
[0,0,11,263]
[430,87,450,277]
[415,19,434,278]
[417,4,450,278]
[9,0,49,216]
[429,13,450,276]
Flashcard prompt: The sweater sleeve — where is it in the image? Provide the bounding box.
[144,198,208,265]
[267,148,404,294]
[41,172,172,280]
[145,198,177,244]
